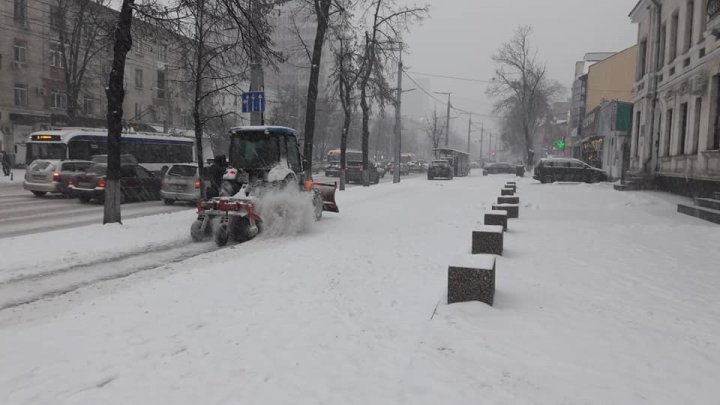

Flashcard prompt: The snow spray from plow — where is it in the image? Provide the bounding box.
[255,186,315,238]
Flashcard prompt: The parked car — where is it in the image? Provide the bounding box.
[324,161,341,177]
[23,159,93,197]
[161,163,202,205]
[427,160,454,180]
[483,162,515,175]
[470,161,481,169]
[69,163,161,203]
[346,160,380,184]
[533,158,608,184]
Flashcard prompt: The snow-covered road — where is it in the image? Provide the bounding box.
[1,173,719,404]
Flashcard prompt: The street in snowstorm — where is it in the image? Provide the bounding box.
[1,174,719,404]
[2,0,720,403]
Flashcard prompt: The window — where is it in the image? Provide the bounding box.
[13,42,27,63]
[678,102,689,155]
[638,39,647,80]
[286,137,302,173]
[14,0,27,22]
[157,44,167,62]
[686,1,695,52]
[49,44,64,68]
[51,90,67,109]
[670,11,679,62]
[658,24,666,69]
[135,40,145,56]
[156,70,166,99]
[83,97,94,115]
[664,108,673,157]
[49,6,61,30]
[135,68,143,89]
[692,98,702,154]
[14,84,27,106]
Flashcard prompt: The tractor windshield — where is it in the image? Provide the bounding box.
[229,131,282,170]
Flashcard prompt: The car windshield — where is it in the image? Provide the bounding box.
[167,165,197,177]
[229,131,282,169]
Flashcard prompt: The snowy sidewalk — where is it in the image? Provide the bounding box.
[1,175,719,404]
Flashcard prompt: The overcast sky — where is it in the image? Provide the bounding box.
[401,0,638,130]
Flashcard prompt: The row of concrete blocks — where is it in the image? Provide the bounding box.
[448,181,519,307]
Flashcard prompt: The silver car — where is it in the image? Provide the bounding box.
[23,159,93,197]
[161,163,202,205]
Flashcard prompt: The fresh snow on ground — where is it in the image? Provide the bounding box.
[1,174,719,404]
[0,169,23,184]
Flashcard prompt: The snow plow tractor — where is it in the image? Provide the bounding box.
[190,126,339,247]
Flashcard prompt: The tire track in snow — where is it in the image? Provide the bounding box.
[0,241,216,311]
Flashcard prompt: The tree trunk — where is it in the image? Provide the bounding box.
[103,0,134,224]
[359,34,372,187]
[302,0,332,181]
[194,0,206,199]
[339,103,351,191]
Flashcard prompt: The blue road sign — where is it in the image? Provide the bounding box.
[241,91,265,113]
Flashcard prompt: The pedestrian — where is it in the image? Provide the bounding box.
[1,151,10,176]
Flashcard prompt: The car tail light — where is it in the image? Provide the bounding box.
[195,179,201,189]
[52,172,61,182]
[97,178,106,188]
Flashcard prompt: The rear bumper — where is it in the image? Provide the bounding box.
[161,189,200,202]
[23,180,61,193]
[69,186,104,200]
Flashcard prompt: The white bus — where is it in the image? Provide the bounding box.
[25,128,197,173]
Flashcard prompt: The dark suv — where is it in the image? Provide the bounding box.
[534,158,608,184]
[346,161,380,184]
[427,160,453,180]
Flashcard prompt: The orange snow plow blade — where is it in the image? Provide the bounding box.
[306,181,339,213]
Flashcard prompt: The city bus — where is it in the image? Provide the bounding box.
[434,148,471,177]
[25,128,197,173]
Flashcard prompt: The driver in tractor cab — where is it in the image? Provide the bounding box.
[207,155,227,198]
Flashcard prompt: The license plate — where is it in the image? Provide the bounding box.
[79,182,92,188]
[33,174,46,180]
[172,184,186,191]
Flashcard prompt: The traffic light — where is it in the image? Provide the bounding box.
[555,137,566,150]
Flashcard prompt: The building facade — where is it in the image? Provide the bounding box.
[0,0,195,165]
[630,0,720,196]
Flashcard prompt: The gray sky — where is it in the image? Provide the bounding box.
[401,0,638,129]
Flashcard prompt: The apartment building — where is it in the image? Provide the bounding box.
[630,0,720,196]
[0,0,195,165]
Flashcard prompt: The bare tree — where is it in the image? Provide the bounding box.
[487,25,560,168]
[53,0,113,124]
[356,0,427,186]
[424,107,444,151]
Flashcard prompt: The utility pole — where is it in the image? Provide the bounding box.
[444,94,451,147]
[466,113,472,153]
[479,122,484,163]
[434,92,451,147]
[393,44,403,184]
[249,0,264,126]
